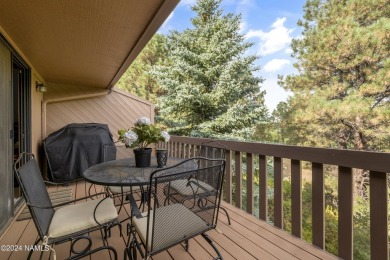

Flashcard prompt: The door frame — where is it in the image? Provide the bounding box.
[0,34,31,234]
[12,53,32,210]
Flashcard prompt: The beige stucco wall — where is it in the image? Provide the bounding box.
[0,25,44,159]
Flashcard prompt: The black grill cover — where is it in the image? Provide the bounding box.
[43,123,114,182]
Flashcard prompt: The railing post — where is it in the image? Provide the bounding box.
[370,171,388,259]
[259,155,267,221]
[235,151,242,209]
[192,145,198,157]
[338,166,353,259]
[185,144,191,158]
[170,142,175,157]
[312,162,324,249]
[225,150,232,204]
[274,157,283,229]
[174,142,178,157]
[169,141,173,157]
[291,159,302,238]
[246,153,254,214]
[178,143,183,158]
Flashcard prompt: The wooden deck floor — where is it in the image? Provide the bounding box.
[0,181,338,260]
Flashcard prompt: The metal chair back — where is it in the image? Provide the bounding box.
[198,140,227,168]
[14,153,55,239]
[146,157,225,253]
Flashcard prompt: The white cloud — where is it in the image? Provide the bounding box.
[245,17,295,56]
[263,59,290,72]
[284,48,293,55]
[261,76,292,111]
[239,21,248,33]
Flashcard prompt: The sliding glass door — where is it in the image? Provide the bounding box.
[12,56,31,206]
[0,38,13,232]
[0,36,31,233]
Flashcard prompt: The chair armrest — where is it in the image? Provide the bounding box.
[26,202,54,209]
[188,180,215,195]
[126,193,143,219]
[46,192,107,208]
[27,192,109,209]
[43,178,83,186]
[51,192,109,208]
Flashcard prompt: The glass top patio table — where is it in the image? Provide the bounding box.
[83,157,187,187]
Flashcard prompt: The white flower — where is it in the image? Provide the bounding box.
[135,116,151,126]
[161,131,170,143]
[123,130,138,147]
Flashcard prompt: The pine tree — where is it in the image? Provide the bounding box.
[152,0,267,138]
[281,0,390,151]
[116,34,168,103]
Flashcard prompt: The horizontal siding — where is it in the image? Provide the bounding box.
[45,84,154,141]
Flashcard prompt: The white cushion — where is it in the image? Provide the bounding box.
[133,203,208,251]
[48,198,118,238]
[108,185,141,194]
[170,179,215,196]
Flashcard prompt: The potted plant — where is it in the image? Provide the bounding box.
[118,117,170,167]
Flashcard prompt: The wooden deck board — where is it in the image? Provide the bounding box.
[0,217,29,259]
[221,202,337,260]
[193,235,235,260]
[0,181,338,260]
[8,219,39,260]
[216,213,284,259]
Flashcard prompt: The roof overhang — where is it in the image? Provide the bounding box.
[0,0,179,88]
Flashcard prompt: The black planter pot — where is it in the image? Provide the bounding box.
[133,148,152,168]
[156,149,168,168]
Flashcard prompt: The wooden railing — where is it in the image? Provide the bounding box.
[158,136,390,260]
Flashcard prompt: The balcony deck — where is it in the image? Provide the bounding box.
[0,180,337,260]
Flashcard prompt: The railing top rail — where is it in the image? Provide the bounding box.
[170,136,390,173]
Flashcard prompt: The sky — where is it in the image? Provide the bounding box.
[158,0,307,112]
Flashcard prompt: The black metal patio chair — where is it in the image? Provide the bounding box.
[198,140,231,225]
[125,157,226,260]
[14,153,120,260]
[169,140,231,225]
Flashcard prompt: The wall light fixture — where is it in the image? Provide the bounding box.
[36,82,47,93]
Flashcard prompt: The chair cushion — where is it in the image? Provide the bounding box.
[108,185,141,194]
[48,198,118,238]
[133,203,208,251]
[170,179,215,196]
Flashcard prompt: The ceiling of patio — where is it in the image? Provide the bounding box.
[0,0,179,88]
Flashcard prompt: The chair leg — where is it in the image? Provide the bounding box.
[220,207,231,225]
[124,248,130,260]
[184,239,189,252]
[117,192,125,214]
[124,238,139,260]
[201,233,223,260]
[27,237,41,259]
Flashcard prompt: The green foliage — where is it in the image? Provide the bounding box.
[152,0,268,139]
[116,34,168,103]
[353,194,371,259]
[280,0,390,151]
[254,100,307,145]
